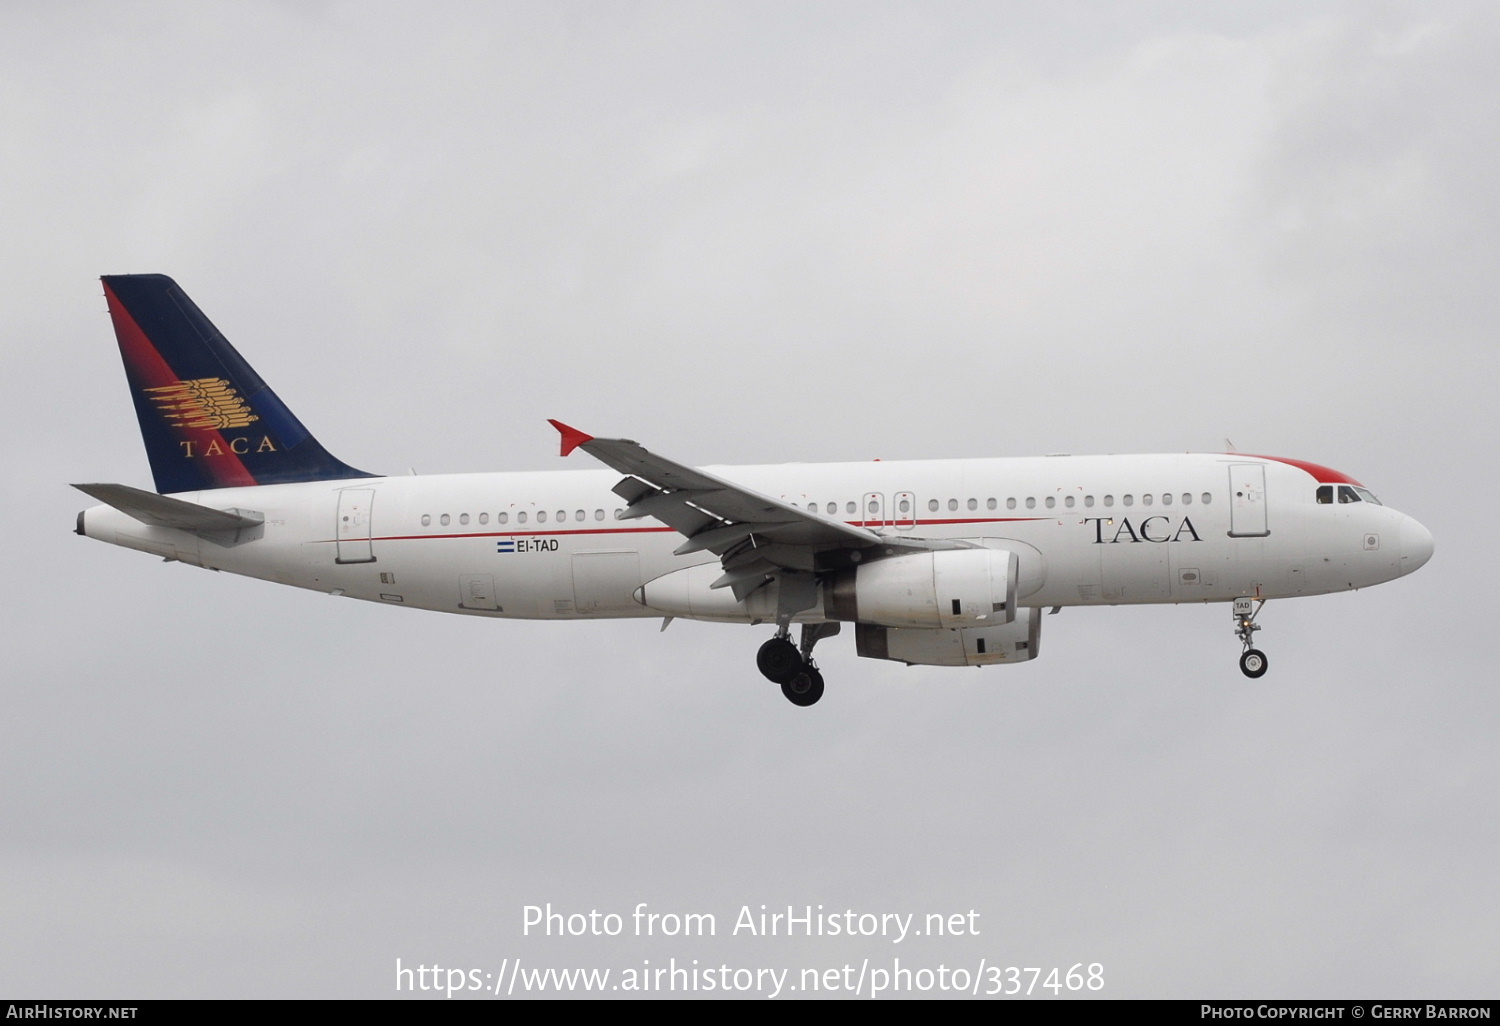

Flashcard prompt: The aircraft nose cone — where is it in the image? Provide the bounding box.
[1399,518,1434,576]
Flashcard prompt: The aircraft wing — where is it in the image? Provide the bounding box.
[550,420,882,599]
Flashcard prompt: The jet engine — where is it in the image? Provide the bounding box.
[855,608,1042,667]
[826,546,1040,630]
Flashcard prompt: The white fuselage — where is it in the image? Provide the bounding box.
[80,453,1430,623]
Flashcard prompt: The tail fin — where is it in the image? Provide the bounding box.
[101,274,376,493]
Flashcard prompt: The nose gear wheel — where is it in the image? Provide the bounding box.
[1232,599,1269,678]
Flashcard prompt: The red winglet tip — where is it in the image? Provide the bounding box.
[548,419,593,457]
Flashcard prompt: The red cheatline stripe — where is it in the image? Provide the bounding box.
[1236,454,1363,486]
[315,517,1049,544]
[861,517,1046,527]
[361,526,679,543]
[104,280,257,488]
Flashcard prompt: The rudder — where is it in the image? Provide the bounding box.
[102,274,376,493]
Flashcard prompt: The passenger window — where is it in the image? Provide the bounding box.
[1201,493,1212,504]
[1006,497,1017,510]
[459,513,470,525]
[947,498,958,511]
[846,501,856,514]
[986,498,997,510]
[1025,497,1036,509]
[614,508,624,519]
[595,509,605,521]
[1141,494,1152,506]
[421,514,431,526]
[440,513,451,526]
[826,502,836,514]
[1064,496,1075,508]
[928,499,939,512]
[1316,485,1333,504]
[479,512,489,525]
[499,512,509,524]
[1045,496,1055,509]
[967,498,977,511]
[518,512,528,524]
[1103,495,1114,507]
[556,510,566,521]
[1123,495,1134,507]
[1182,493,1192,505]
[1085,495,1095,508]
[898,498,910,513]
[537,511,547,523]
[1162,493,1172,506]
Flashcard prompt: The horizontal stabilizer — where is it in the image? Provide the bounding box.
[72,483,264,533]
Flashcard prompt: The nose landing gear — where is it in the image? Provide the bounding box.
[757,623,840,706]
[1233,598,1268,678]
[1239,648,1268,677]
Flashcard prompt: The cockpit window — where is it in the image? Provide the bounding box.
[1321,483,1381,504]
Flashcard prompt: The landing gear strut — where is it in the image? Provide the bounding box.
[1233,598,1268,679]
[757,623,840,706]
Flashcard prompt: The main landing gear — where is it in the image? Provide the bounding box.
[757,623,840,707]
[1233,598,1268,679]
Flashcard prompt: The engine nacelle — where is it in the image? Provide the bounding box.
[827,548,1021,630]
[636,563,785,623]
[855,608,1043,667]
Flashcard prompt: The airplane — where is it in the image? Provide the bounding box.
[74,274,1434,706]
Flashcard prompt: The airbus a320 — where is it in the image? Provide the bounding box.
[75,275,1434,706]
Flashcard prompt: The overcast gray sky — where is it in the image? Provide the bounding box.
[2,0,1495,999]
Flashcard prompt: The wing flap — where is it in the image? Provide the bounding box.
[611,477,655,504]
[617,488,724,521]
[673,521,775,556]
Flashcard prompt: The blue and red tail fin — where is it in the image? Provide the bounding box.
[102,274,376,493]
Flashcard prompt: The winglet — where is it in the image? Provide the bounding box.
[548,419,594,457]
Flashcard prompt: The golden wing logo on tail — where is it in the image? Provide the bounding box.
[145,378,259,430]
